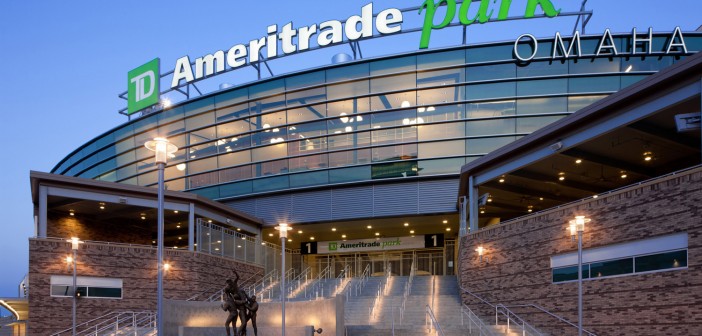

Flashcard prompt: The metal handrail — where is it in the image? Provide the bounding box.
[461,304,492,336]
[504,304,598,336]
[495,304,543,336]
[306,266,331,299]
[286,267,311,299]
[425,305,446,336]
[399,260,415,323]
[51,311,155,336]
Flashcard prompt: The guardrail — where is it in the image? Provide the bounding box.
[51,311,155,336]
[461,304,492,336]
[425,305,445,336]
[503,304,598,336]
[495,304,543,336]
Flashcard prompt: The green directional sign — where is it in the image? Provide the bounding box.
[127,58,160,115]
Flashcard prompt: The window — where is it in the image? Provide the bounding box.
[552,233,688,283]
[50,276,122,299]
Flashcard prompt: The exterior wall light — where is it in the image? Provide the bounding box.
[475,245,487,262]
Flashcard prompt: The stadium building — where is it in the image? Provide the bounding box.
[2,2,701,335]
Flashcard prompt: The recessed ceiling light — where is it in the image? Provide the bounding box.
[288,239,292,242]
[69,210,75,216]
[269,233,273,237]
[176,225,181,228]
[217,240,222,243]
[375,232,380,236]
[174,210,179,214]
[99,202,105,210]
[367,225,372,229]
[446,228,451,232]
[558,172,566,181]
[442,220,448,224]
[643,151,653,161]
[620,171,628,179]
[332,228,337,232]
[410,230,415,234]
[342,234,347,238]
[310,237,315,240]
[178,237,182,240]
[404,223,409,227]
[298,230,303,234]
[575,159,582,164]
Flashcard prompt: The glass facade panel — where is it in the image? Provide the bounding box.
[418,104,464,122]
[253,175,289,192]
[220,165,253,183]
[251,128,287,147]
[217,120,250,139]
[371,91,416,111]
[328,132,371,150]
[635,250,687,273]
[289,154,328,172]
[417,50,465,70]
[327,80,369,100]
[516,97,567,115]
[466,100,516,118]
[466,63,516,81]
[328,149,372,167]
[286,87,326,107]
[250,94,286,115]
[517,78,568,96]
[418,122,465,141]
[329,166,371,183]
[288,137,327,156]
[214,88,248,109]
[371,73,417,93]
[570,57,621,74]
[372,127,417,145]
[466,136,516,155]
[327,98,370,117]
[466,119,516,136]
[516,116,564,133]
[418,68,465,89]
[569,76,620,93]
[466,82,516,100]
[568,95,607,112]
[418,140,465,158]
[220,180,253,197]
[372,161,418,179]
[252,144,288,162]
[372,143,417,162]
[254,159,288,177]
[466,45,513,63]
[219,150,251,168]
[370,56,416,76]
[552,265,587,283]
[216,102,249,122]
[418,86,463,105]
[286,71,325,90]
[249,79,284,99]
[620,75,648,89]
[418,158,465,175]
[326,63,369,82]
[183,97,214,117]
[289,170,329,188]
[188,171,218,189]
[287,120,327,140]
[287,104,326,124]
[517,60,568,77]
[371,109,417,128]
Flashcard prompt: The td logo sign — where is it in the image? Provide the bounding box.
[128,58,160,115]
[329,242,338,251]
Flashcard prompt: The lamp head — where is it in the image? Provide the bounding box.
[68,237,82,250]
[275,223,292,238]
[145,137,178,164]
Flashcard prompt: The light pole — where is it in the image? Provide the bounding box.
[67,237,82,336]
[145,137,178,335]
[275,223,292,336]
[568,215,590,336]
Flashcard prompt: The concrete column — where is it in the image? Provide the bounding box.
[188,203,195,251]
[468,176,479,232]
[38,186,48,238]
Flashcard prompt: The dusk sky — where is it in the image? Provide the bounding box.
[0,0,699,314]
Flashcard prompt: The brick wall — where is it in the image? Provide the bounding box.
[28,239,263,336]
[459,167,702,336]
[47,211,152,246]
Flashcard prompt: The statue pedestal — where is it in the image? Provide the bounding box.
[178,326,315,336]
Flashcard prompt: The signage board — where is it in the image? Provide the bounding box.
[127,58,160,114]
[301,234,444,255]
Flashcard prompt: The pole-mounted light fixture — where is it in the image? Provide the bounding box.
[66,237,82,336]
[275,223,292,336]
[145,137,178,336]
[566,215,591,336]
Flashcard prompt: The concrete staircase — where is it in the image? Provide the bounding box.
[345,275,476,336]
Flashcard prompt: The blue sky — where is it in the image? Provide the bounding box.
[0,0,699,311]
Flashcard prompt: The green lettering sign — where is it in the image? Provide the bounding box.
[127,58,160,115]
[329,242,338,251]
[418,0,561,49]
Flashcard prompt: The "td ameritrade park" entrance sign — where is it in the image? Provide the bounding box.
[300,234,445,255]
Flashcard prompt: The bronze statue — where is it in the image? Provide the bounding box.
[245,295,259,336]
